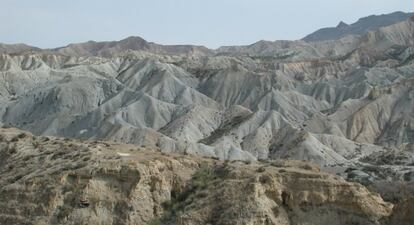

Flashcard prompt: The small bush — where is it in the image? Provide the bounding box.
[82,156,91,161]
[1,124,11,129]
[369,180,414,203]
[32,141,40,148]
[10,136,19,142]
[270,161,284,168]
[300,164,315,171]
[147,218,163,225]
[17,133,27,139]
[8,144,17,154]
[210,156,219,160]
[41,136,50,142]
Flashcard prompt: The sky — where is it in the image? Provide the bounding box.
[0,0,413,49]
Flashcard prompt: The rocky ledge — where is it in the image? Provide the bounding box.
[0,128,409,225]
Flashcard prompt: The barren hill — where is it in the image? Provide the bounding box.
[0,127,406,225]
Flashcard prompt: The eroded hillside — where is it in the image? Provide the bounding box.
[2,127,409,225]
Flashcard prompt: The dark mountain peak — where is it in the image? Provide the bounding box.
[50,35,213,57]
[120,36,147,43]
[336,21,349,28]
[303,11,414,42]
[117,36,150,49]
[252,40,273,46]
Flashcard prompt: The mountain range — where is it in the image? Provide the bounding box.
[1,10,413,167]
[303,11,414,42]
[0,12,414,223]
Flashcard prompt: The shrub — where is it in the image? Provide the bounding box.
[192,167,216,190]
[147,218,163,225]
[369,180,414,203]
[8,144,17,154]
[32,141,40,148]
[270,161,284,168]
[257,167,266,173]
[10,136,19,142]
[17,133,27,139]
[1,124,11,129]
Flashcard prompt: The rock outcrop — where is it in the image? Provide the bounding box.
[0,128,394,225]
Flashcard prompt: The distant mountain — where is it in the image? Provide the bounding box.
[0,16,413,165]
[0,43,39,54]
[53,36,214,57]
[217,17,414,59]
[303,11,414,42]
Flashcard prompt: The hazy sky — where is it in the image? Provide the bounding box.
[1,0,413,48]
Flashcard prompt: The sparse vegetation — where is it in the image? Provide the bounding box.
[1,124,11,129]
[153,165,231,224]
[147,218,163,225]
[32,141,40,148]
[0,11,414,225]
[368,181,414,203]
[8,144,17,154]
[17,132,27,139]
[10,136,19,142]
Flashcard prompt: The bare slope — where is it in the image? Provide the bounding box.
[0,16,413,187]
[0,128,395,225]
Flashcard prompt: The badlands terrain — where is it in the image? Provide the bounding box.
[0,127,412,225]
[0,11,414,224]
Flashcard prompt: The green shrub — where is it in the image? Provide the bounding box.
[147,218,163,225]
[17,132,27,139]
[1,123,11,129]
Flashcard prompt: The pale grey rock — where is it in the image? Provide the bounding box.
[0,15,413,183]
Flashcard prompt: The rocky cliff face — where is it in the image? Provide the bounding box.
[0,128,395,225]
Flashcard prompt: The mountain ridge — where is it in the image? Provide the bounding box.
[1,10,414,225]
[303,11,414,42]
[0,17,413,168]
[1,11,413,57]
